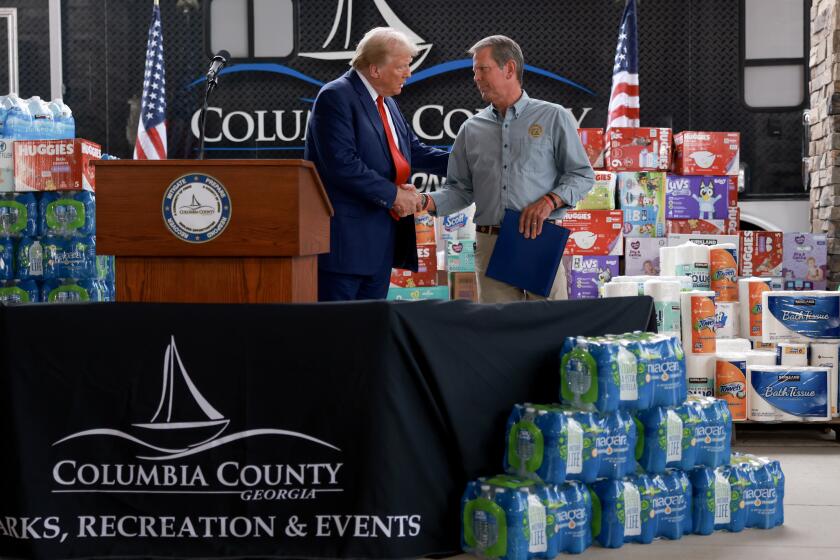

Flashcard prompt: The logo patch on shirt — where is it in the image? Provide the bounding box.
[529,123,543,138]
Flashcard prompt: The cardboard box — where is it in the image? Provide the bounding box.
[618,171,666,237]
[0,139,15,192]
[446,239,476,272]
[575,170,616,210]
[390,245,438,288]
[605,127,672,172]
[415,211,436,245]
[563,255,619,299]
[727,176,738,207]
[666,218,727,235]
[559,210,624,255]
[739,231,783,277]
[665,175,729,220]
[725,206,740,234]
[450,271,478,301]
[14,139,100,192]
[387,286,450,301]
[673,131,740,176]
[577,128,605,169]
[782,233,827,290]
[624,237,668,275]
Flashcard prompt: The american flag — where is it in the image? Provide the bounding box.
[606,0,640,130]
[134,0,167,160]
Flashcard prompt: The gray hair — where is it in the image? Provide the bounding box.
[468,35,524,84]
[351,27,418,69]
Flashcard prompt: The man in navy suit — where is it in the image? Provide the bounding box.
[305,27,450,301]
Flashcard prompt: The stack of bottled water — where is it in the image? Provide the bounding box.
[0,94,115,304]
[460,331,785,559]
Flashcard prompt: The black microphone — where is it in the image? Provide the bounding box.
[206,50,230,84]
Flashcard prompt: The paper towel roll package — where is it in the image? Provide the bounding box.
[660,245,678,277]
[611,275,655,295]
[717,338,752,353]
[645,279,682,338]
[681,290,717,354]
[738,278,772,341]
[686,354,716,397]
[715,301,739,339]
[660,275,694,291]
[710,243,738,302]
[762,291,840,343]
[810,342,839,417]
[674,242,711,289]
[715,352,748,421]
[776,343,809,367]
[603,282,640,298]
[747,365,830,422]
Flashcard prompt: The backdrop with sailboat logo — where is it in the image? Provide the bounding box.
[0,298,653,559]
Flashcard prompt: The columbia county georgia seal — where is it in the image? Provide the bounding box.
[162,174,231,243]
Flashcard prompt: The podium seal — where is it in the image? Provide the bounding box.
[162,173,232,243]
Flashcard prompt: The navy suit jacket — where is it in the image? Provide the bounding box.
[304,69,449,275]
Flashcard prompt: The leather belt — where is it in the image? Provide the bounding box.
[476,225,501,235]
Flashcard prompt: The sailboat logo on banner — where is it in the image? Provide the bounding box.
[299,0,432,71]
[53,336,340,461]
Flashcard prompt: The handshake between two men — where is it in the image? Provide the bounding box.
[391,183,434,218]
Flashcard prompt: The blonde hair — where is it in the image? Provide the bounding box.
[351,27,418,69]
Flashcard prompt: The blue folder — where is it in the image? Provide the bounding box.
[485,208,571,297]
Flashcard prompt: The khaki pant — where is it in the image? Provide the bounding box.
[473,232,568,303]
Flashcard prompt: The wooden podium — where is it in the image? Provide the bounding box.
[95,160,333,303]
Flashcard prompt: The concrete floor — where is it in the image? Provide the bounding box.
[447,425,840,559]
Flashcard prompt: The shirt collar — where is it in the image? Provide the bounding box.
[357,72,380,103]
[491,90,531,120]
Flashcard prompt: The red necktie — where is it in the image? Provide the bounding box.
[377,96,411,220]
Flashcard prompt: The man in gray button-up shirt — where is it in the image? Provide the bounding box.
[420,35,595,303]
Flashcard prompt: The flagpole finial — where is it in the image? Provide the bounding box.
[154,0,159,6]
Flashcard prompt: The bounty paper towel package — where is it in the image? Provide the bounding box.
[618,171,666,237]
[574,171,615,210]
[665,175,729,220]
[563,255,619,299]
[624,237,667,275]
[740,231,783,277]
[762,291,840,342]
[782,233,827,290]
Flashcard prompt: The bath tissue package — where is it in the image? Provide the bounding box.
[748,366,830,422]
[762,291,840,342]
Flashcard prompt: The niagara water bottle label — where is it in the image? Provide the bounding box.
[666,409,684,463]
[714,470,732,525]
[473,509,498,551]
[618,346,639,401]
[28,241,43,277]
[566,418,584,474]
[527,493,547,553]
[623,481,642,537]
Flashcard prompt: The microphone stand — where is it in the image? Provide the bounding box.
[197,74,219,160]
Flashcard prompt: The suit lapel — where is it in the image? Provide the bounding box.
[348,70,390,161]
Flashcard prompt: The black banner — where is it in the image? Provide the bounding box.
[0,298,653,559]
